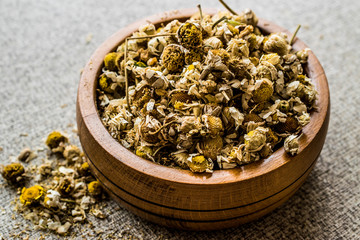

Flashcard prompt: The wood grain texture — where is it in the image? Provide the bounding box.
[76,8,330,230]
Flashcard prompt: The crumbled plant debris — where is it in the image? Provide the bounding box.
[1,131,108,236]
[18,148,37,163]
[96,4,316,173]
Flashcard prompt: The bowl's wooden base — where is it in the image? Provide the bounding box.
[84,149,317,230]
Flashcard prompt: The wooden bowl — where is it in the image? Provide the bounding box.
[76,8,330,231]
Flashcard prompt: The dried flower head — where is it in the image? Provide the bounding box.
[263,34,289,56]
[78,162,90,176]
[209,49,230,65]
[244,127,268,151]
[185,47,204,65]
[88,181,102,196]
[202,114,224,136]
[277,100,290,113]
[274,116,299,133]
[99,74,115,93]
[58,178,75,196]
[187,155,213,173]
[200,136,223,160]
[177,22,203,48]
[20,185,44,206]
[161,44,185,73]
[284,134,300,156]
[135,146,154,160]
[46,131,68,149]
[252,79,274,103]
[103,52,119,71]
[63,145,81,162]
[2,162,25,182]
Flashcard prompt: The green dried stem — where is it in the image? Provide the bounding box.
[290,24,301,45]
[218,0,238,15]
[212,16,228,29]
[197,4,203,24]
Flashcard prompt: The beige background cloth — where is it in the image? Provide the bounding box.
[0,0,359,239]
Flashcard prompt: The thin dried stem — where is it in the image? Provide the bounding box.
[290,24,301,45]
[212,16,228,29]
[60,198,76,203]
[218,0,238,15]
[126,33,176,41]
[197,4,203,23]
[124,38,130,109]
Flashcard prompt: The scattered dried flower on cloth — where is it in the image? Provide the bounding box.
[1,131,107,236]
[96,6,316,173]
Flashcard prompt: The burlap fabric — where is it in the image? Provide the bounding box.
[0,0,359,239]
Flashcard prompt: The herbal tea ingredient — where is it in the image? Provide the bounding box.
[97,9,316,173]
[0,131,107,236]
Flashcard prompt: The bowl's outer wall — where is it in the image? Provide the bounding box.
[76,8,330,230]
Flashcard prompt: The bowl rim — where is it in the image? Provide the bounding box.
[77,8,330,185]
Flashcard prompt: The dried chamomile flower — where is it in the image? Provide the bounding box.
[63,145,81,163]
[20,185,44,206]
[261,53,281,66]
[222,107,244,130]
[78,162,90,176]
[208,49,230,65]
[135,146,154,160]
[170,151,189,168]
[104,52,119,71]
[297,112,311,127]
[99,74,115,93]
[161,44,185,73]
[274,116,299,133]
[244,127,268,151]
[277,100,290,113]
[139,115,162,143]
[88,181,102,196]
[202,114,224,136]
[243,113,264,124]
[185,47,204,65]
[58,178,75,196]
[226,38,249,58]
[170,91,193,107]
[187,155,213,173]
[252,79,274,103]
[46,131,68,149]
[256,61,277,81]
[179,116,202,134]
[147,37,167,56]
[266,128,279,147]
[200,136,223,160]
[1,162,25,183]
[177,22,203,48]
[203,36,223,49]
[139,23,156,35]
[133,85,153,107]
[296,48,310,63]
[242,8,259,27]
[228,58,251,79]
[263,33,289,56]
[284,135,300,156]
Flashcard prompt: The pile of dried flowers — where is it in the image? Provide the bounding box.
[96,5,317,173]
[1,131,106,236]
